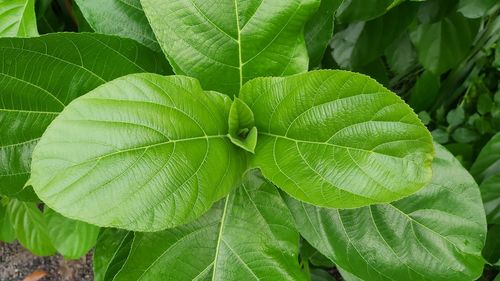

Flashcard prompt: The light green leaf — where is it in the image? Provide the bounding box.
[331,2,417,68]
[336,0,393,22]
[44,208,100,259]
[411,12,479,74]
[305,0,343,68]
[7,199,55,256]
[30,74,246,231]
[74,0,160,51]
[141,0,320,96]
[286,144,487,281]
[0,199,15,242]
[480,174,500,224]
[241,70,434,208]
[93,229,133,281]
[458,0,499,18]
[112,170,306,281]
[228,98,258,153]
[470,132,500,182]
[0,0,37,37]
[0,33,170,199]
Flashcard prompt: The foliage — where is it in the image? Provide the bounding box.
[0,0,498,280]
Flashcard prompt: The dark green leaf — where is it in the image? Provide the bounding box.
[384,33,417,75]
[409,71,441,112]
[458,0,499,18]
[0,0,38,37]
[305,0,343,68]
[451,127,480,143]
[447,107,466,128]
[480,174,500,224]
[112,170,306,281]
[470,132,500,182]
[30,74,246,231]
[286,144,487,281]
[141,0,320,96]
[44,208,100,259]
[310,268,336,281]
[93,229,133,281]
[0,199,15,242]
[0,33,170,199]
[336,0,393,22]
[417,0,458,24]
[74,0,160,51]
[483,224,500,264]
[7,199,55,256]
[478,93,493,114]
[241,70,434,208]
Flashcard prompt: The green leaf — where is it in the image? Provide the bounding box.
[74,0,160,51]
[480,174,500,224]
[411,12,479,74]
[483,224,500,264]
[451,127,480,144]
[7,199,55,256]
[458,0,499,18]
[301,240,335,267]
[30,74,246,231]
[141,0,320,96]
[310,268,336,281]
[93,229,133,281]
[0,199,15,242]
[336,0,393,22]
[0,33,170,199]
[286,143,487,281]
[44,208,100,259]
[409,71,441,112]
[416,0,458,24]
[112,170,306,281]
[228,98,258,153]
[331,2,418,68]
[477,93,493,115]
[384,33,417,76]
[470,132,500,182]
[447,107,466,128]
[305,0,343,68]
[0,0,38,37]
[241,70,434,208]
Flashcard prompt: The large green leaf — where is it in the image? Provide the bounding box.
[286,144,487,281]
[111,170,306,281]
[7,199,55,256]
[0,33,170,198]
[30,74,245,231]
[141,0,319,96]
[93,229,133,281]
[0,198,15,242]
[470,132,500,183]
[304,0,343,68]
[241,70,434,208]
[44,208,100,259]
[331,2,417,68]
[411,12,479,74]
[74,0,160,51]
[336,0,393,22]
[0,0,37,37]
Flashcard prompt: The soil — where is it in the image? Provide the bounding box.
[0,241,93,281]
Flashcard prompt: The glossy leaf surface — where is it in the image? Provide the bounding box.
[411,12,479,74]
[241,70,434,208]
[0,33,170,198]
[141,0,319,96]
[286,144,487,281]
[44,208,100,259]
[7,199,55,256]
[30,74,245,231]
[74,0,160,51]
[93,229,133,281]
[112,171,305,281]
[0,0,37,37]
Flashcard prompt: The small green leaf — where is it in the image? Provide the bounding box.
[477,93,493,114]
[30,74,246,231]
[112,170,306,281]
[74,0,160,51]
[432,128,449,143]
[286,144,487,281]
[93,229,133,281]
[446,107,466,128]
[141,0,320,96]
[228,98,258,153]
[452,127,480,143]
[7,199,55,256]
[44,208,100,259]
[241,70,433,208]
[411,12,479,74]
[0,0,38,37]
[418,111,432,125]
[0,199,15,243]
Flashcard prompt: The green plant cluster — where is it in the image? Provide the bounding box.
[0,0,499,280]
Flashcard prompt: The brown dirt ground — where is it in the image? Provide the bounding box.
[0,241,93,281]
